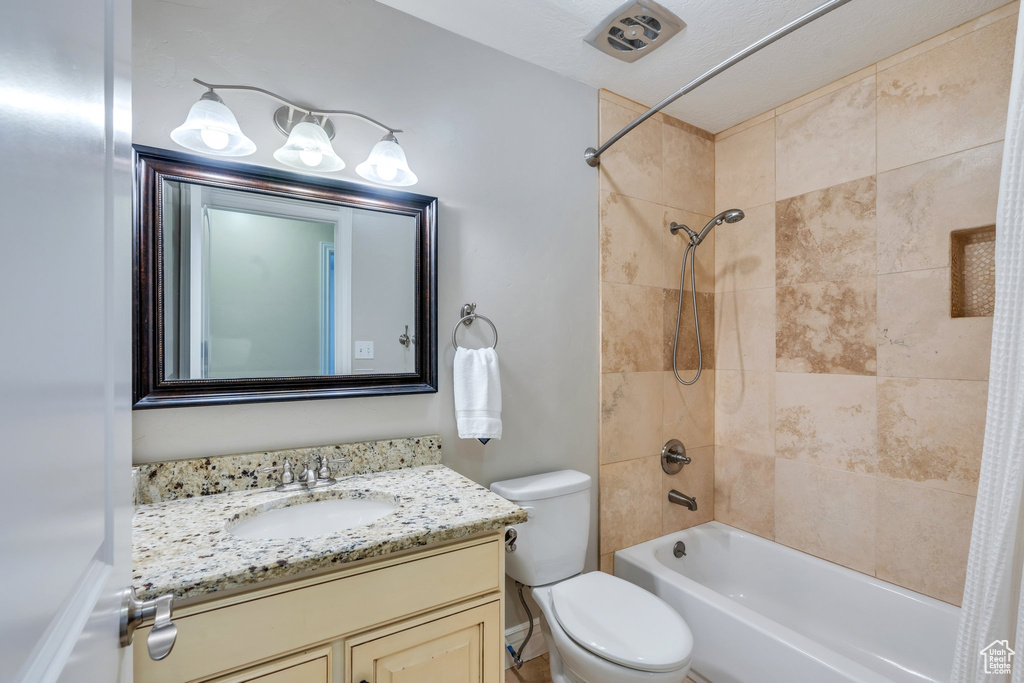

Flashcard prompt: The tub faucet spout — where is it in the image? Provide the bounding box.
[668,489,697,511]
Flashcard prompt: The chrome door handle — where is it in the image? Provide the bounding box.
[399,324,415,347]
[120,587,177,660]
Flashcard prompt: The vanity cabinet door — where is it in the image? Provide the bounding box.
[349,601,500,683]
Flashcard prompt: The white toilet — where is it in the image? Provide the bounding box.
[491,470,693,682]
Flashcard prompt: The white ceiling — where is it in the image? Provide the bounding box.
[375,0,1009,133]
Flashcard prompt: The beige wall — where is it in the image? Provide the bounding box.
[711,2,1016,605]
[131,0,600,508]
[597,91,717,571]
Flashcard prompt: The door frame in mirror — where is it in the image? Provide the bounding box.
[132,145,438,408]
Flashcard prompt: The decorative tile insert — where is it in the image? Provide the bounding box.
[951,225,996,318]
[775,176,877,285]
[134,435,442,505]
[776,277,877,375]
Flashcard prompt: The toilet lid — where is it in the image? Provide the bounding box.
[550,572,693,673]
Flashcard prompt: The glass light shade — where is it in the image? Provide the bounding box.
[170,94,256,157]
[356,135,418,186]
[273,119,345,172]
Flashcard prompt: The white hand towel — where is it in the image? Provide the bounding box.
[453,347,502,442]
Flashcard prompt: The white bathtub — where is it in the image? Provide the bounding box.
[614,522,959,683]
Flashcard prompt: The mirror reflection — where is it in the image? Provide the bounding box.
[161,180,417,379]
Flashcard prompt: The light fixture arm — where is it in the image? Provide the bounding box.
[192,78,402,133]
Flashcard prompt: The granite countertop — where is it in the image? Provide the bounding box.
[132,465,525,602]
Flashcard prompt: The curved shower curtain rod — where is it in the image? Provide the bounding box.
[584,0,856,167]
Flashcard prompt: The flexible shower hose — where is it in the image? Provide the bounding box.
[671,241,703,385]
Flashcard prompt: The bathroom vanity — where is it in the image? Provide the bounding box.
[134,534,505,683]
[130,437,523,683]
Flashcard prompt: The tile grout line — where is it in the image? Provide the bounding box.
[717,262,983,295]
[873,68,881,586]
[876,137,1006,177]
[771,451,979,498]
[773,133,1004,202]
[713,3,1017,144]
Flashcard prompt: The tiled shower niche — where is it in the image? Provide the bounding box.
[951,225,996,318]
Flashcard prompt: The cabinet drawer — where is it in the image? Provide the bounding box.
[136,536,502,683]
[245,660,325,683]
[348,602,501,683]
[212,648,331,683]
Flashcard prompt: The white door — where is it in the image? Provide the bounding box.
[0,0,134,680]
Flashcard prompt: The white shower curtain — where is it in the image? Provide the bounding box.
[952,8,1024,682]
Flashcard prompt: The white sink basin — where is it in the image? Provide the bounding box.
[228,497,397,540]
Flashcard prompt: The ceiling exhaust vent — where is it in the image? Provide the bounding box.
[585,0,684,63]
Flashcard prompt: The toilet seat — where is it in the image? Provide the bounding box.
[549,572,693,673]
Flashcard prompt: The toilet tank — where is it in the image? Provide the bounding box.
[490,470,591,586]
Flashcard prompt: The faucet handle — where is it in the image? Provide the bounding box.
[661,439,690,474]
[316,455,350,480]
[260,459,294,485]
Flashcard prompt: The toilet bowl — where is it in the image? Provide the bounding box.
[491,470,693,683]
[533,573,692,682]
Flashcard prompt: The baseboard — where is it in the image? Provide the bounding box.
[503,617,547,669]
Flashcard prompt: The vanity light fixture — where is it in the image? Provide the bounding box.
[273,114,345,172]
[170,90,256,157]
[356,133,418,187]
[170,78,418,186]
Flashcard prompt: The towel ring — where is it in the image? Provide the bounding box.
[452,313,498,350]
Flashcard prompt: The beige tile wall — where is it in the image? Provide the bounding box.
[711,2,1015,606]
[598,90,717,573]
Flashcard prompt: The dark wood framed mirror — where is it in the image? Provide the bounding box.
[133,146,437,408]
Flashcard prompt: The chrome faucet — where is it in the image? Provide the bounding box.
[297,462,320,488]
[261,455,349,492]
[668,489,698,511]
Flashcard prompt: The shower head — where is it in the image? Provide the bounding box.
[721,209,745,223]
[670,209,745,246]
